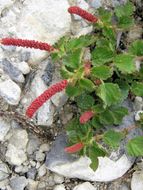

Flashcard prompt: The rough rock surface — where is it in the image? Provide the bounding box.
[131,171,143,190]
[73,182,97,190]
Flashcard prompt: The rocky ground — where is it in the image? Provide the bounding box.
[0,0,143,190]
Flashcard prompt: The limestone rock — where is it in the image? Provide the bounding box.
[0,117,11,142]
[131,171,143,190]
[10,176,28,190]
[73,182,97,190]
[0,79,21,105]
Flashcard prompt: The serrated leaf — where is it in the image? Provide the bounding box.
[92,47,114,65]
[66,35,96,51]
[103,130,124,149]
[131,82,143,96]
[111,107,128,125]
[98,8,112,24]
[91,117,103,129]
[114,54,136,73]
[127,136,143,156]
[63,49,82,69]
[66,84,83,97]
[79,78,95,92]
[116,80,130,102]
[99,110,115,125]
[103,27,116,45]
[115,1,135,18]
[129,40,143,56]
[91,65,112,80]
[76,93,95,110]
[117,16,134,29]
[97,83,122,106]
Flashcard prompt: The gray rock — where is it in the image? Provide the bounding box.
[0,117,11,142]
[26,135,40,155]
[51,91,68,108]
[41,60,54,86]
[88,0,127,8]
[0,161,10,181]
[46,111,143,181]
[27,179,38,190]
[27,168,37,179]
[10,176,28,190]
[19,51,31,62]
[0,79,21,105]
[39,143,50,153]
[6,129,28,166]
[1,59,24,83]
[133,96,143,111]
[14,61,30,75]
[131,171,143,190]
[73,182,97,190]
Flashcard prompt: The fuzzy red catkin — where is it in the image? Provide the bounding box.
[26,80,68,118]
[1,38,54,52]
[68,6,98,23]
[84,62,91,76]
[80,111,94,124]
[64,142,84,153]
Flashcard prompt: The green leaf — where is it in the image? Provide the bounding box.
[66,84,83,97]
[92,47,114,65]
[131,82,143,96]
[79,78,95,92]
[127,136,143,156]
[63,49,82,69]
[111,107,128,125]
[91,117,103,129]
[97,83,122,106]
[117,16,134,29]
[98,8,112,24]
[114,54,136,74]
[91,65,112,80]
[66,35,96,51]
[129,40,143,56]
[88,142,106,171]
[76,93,95,110]
[102,27,116,45]
[103,130,124,149]
[99,110,115,125]
[115,1,135,18]
[116,80,130,102]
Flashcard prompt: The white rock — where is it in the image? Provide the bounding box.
[27,179,38,190]
[26,135,40,155]
[38,164,47,177]
[54,184,66,190]
[39,143,50,153]
[131,171,143,190]
[0,79,21,105]
[134,96,143,111]
[18,0,71,44]
[0,118,11,142]
[135,111,143,121]
[6,129,28,166]
[0,0,13,13]
[0,161,10,181]
[14,62,30,75]
[53,174,64,184]
[10,176,28,190]
[50,155,133,182]
[73,182,97,190]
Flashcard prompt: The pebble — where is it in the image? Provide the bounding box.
[0,161,10,181]
[73,182,97,190]
[38,164,47,177]
[54,184,66,190]
[27,168,37,180]
[35,151,45,162]
[39,143,50,153]
[53,174,64,184]
[0,79,21,105]
[131,171,143,190]
[14,61,30,75]
[0,117,11,142]
[10,176,28,190]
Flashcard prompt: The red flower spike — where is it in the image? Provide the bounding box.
[26,80,68,118]
[1,38,54,52]
[68,6,98,23]
[64,142,84,153]
[84,61,91,76]
[80,111,94,124]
